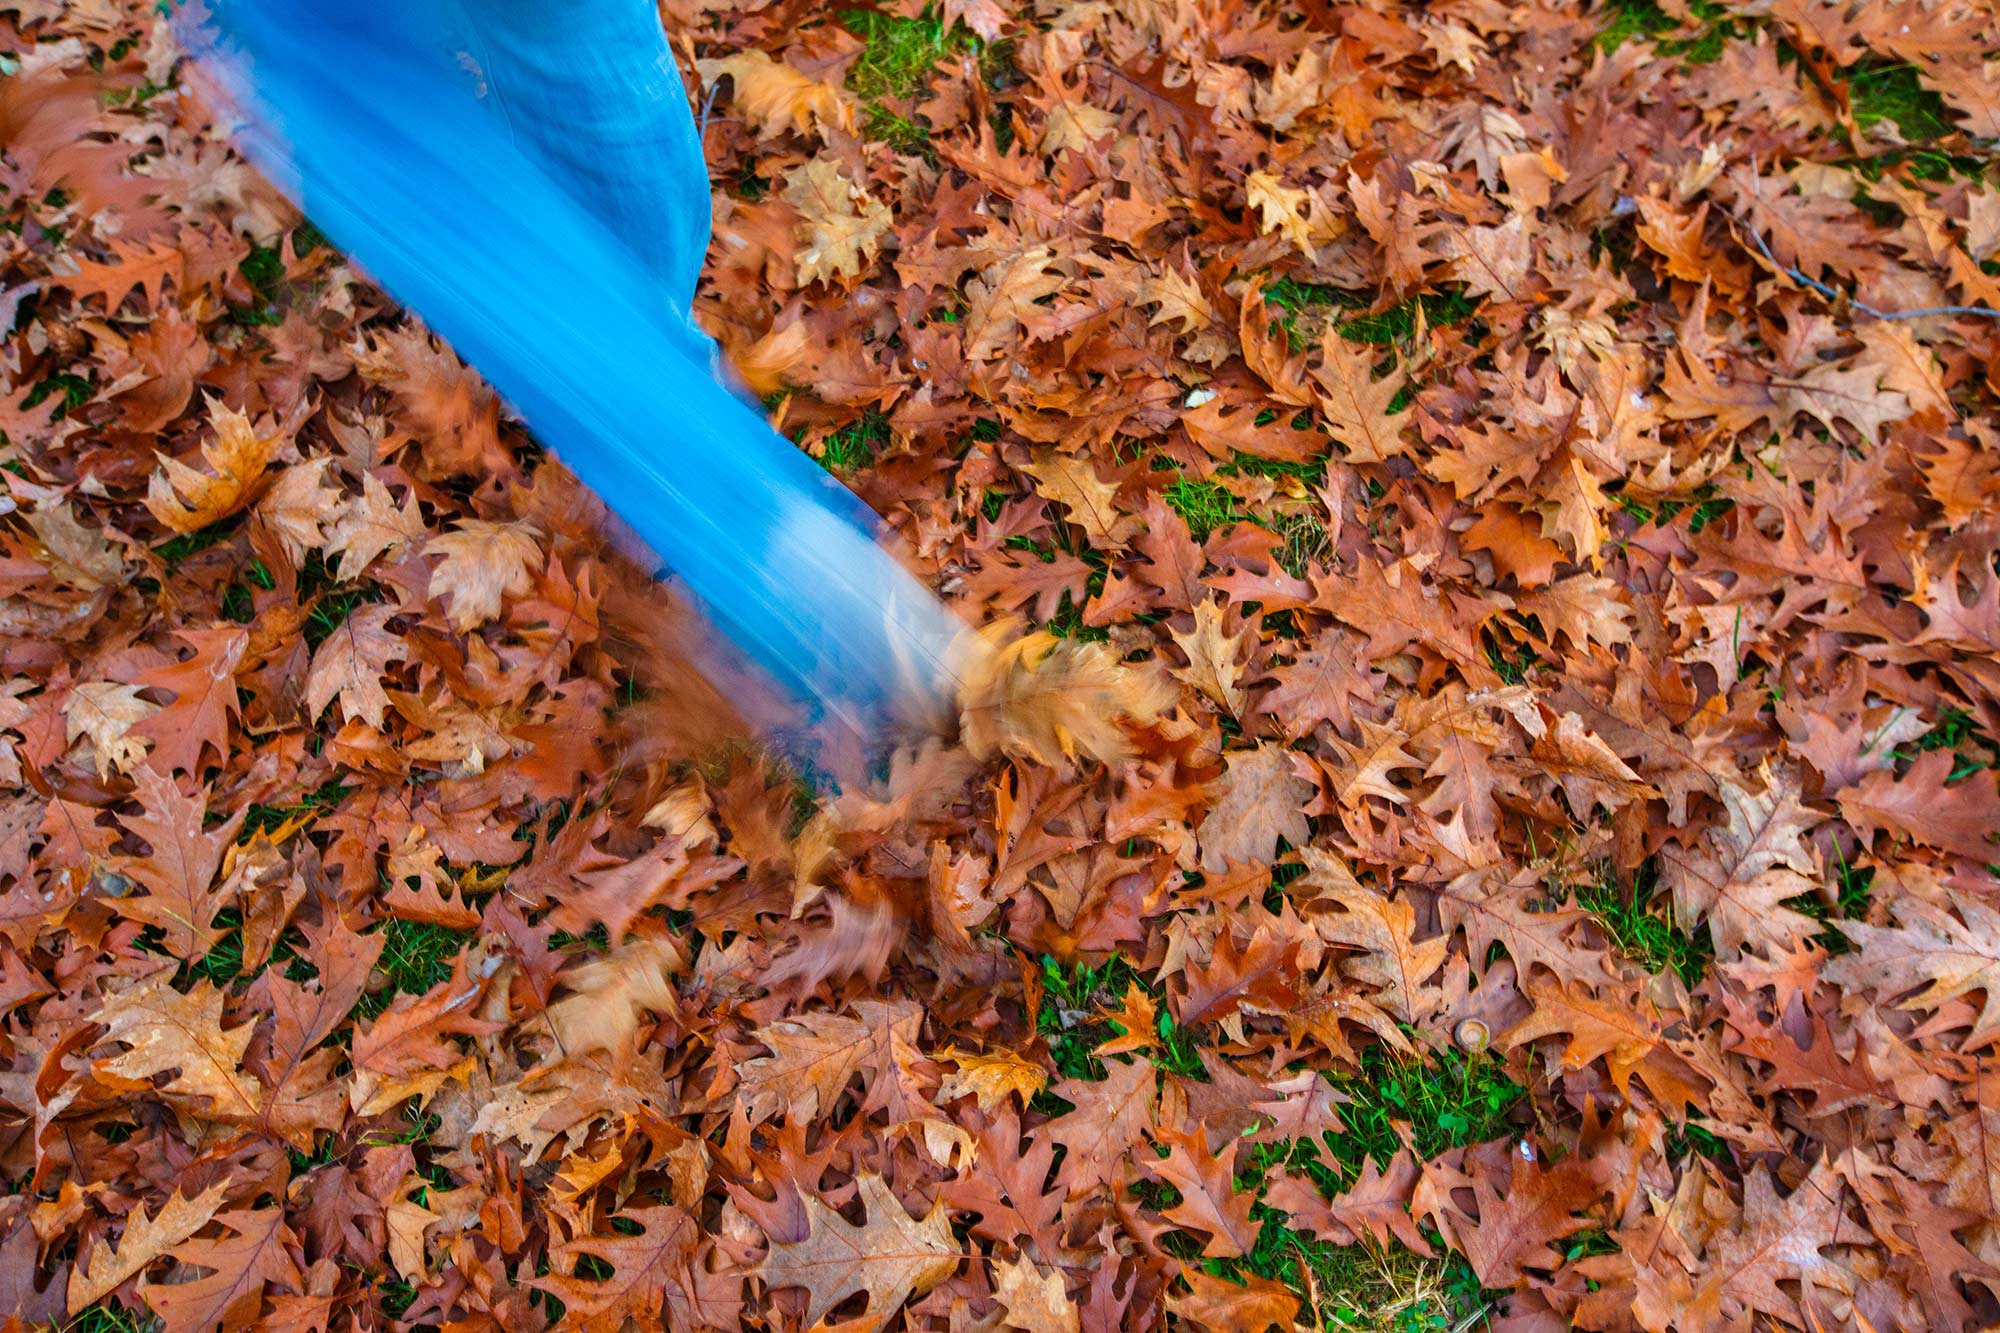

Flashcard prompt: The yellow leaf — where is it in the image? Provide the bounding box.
[956,622,1174,767]
[1246,170,1318,257]
[64,681,158,779]
[425,518,541,632]
[1308,331,1412,464]
[1017,451,1140,551]
[936,1044,1048,1111]
[67,1179,231,1312]
[91,976,264,1119]
[1170,597,1253,714]
[697,50,853,142]
[994,1253,1080,1333]
[384,1181,439,1283]
[144,398,282,534]
[783,155,892,286]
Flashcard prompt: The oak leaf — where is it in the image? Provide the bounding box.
[993,1253,1078,1333]
[63,680,158,778]
[1699,1161,1857,1327]
[425,518,541,632]
[535,1204,724,1333]
[304,603,403,729]
[144,398,282,534]
[130,626,248,775]
[735,1000,917,1125]
[1043,1055,1156,1194]
[697,50,854,142]
[963,244,1072,362]
[137,1208,303,1333]
[1195,744,1312,872]
[91,975,265,1119]
[1663,764,1824,957]
[756,1173,956,1331]
[1268,1151,1432,1254]
[539,935,685,1058]
[1169,596,1254,714]
[936,1044,1047,1111]
[1147,1128,1262,1257]
[255,457,342,568]
[351,946,505,1081]
[1245,171,1320,257]
[1017,452,1140,552]
[67,1180,230,1311]
[957,624,1173,768]
[1824,888,2000,1048]
[57,235,183,311]
[1838,749,1999,863]
[23,498,129,590]
[1309,331,1412,463]
[1316,883,1447,1024]
[111,765,246,960]
[323,472,426,580]
[1503,979,1705,1112]
[1166,1266,1300,1333]
[784,155,892,286]
[1451,1151,1596,1287]
[1178,924,1300,1028]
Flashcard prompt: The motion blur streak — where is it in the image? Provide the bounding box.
[178,0,969,745]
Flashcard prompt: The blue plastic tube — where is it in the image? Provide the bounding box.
[179,0,966,740]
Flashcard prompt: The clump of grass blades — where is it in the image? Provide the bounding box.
[1849,62,1955,142]
[376,918,475,998]
[1573,860,1712,985]
[1262,277,1476,352]
[840,7,999,152]
[1247,1229,1495,1333]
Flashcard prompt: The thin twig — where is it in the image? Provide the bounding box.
[697,78,722,140]
[1732,212,2000,322]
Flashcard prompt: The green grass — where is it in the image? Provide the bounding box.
[21,369,94,417]
[1595,0,1678,53]
[1614,489,1734,535]
[1230,1043,1520,1330]
[1273,511,1330,579]
[376,1278,419,1318]
[817,410,889,472]
[1247,1231,1494,1333]
[1785,852,1875,956]
[1322,1043,1524,1174]
[1666,1118,1729,1164]
[1482,633,1540,686]
[1593,0,1742,63]
[153,519,237,569]
[1849,63,1954,142]
[231,241,288,326]
[374,918,475,1001]
[303,586,383,649]
[1573,861,1711,985]
[1892,705,1996,782]
[1161,448,1334,562]
[1164,476,1246,542]
[231,225,330,326]
[1041,588,1111,643]
[1263,278,1478,352]
[188,909,246,987]
[56,1304,151,1333]
[242,780,352,841]
[1033,955,1202,1085]
[840,7,998,152]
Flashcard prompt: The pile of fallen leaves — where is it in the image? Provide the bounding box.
[4,0,2000,1329]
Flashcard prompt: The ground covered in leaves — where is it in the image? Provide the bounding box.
[4,0,2000,1330]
